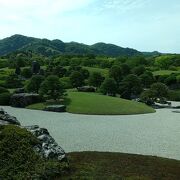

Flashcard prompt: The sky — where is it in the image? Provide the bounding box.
[0,0,180,53]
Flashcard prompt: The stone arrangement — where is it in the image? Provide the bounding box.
[0,108,20,125]
[25,125,66,161]
[0,108,67,162]
[10,93,42,108]
[44,105,66,112]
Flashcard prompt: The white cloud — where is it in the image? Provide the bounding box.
[102,0,149,13]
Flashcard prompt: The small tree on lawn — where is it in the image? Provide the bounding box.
[89,72,104,88]
[40,75,65,100]
[26,75,45,93]
[100,78,117,96]
[70,71,84,88]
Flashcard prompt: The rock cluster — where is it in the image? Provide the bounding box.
[10,93,42,107]
[0,108,67,162]
[44,105,66,112]
[0,108,20,125]
[77,86,96,92]
[25,125,66,161]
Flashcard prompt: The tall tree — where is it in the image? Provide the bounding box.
[100,78,117,96]
[26,75,45,93]
[89,72,104,88]
[40,75,65,100]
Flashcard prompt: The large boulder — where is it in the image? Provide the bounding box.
[77,86,96,92]
[44,105,66,112]
[0,108,20,125]
[10,93,42,108]
[13,88,25,94]
[25,125,66,161]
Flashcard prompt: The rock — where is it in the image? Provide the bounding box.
[77,86,96,92]
[0,110,67,162]
[25,125,66,162]
[10,93,42,108]
[0,108,20,125]
[13,88,25,94]
[44,105,66,112]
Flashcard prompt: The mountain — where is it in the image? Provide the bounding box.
[142,51,161,57]
[0,34,142,57]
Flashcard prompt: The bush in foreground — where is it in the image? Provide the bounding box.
[0,92,11,105]
[0,125,68,179]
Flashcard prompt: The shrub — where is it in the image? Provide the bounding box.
[0,92,11,105]
[0,125,68,179]
[0,87,9,94]
[168,90,180,101]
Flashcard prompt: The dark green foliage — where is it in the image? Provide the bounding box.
[155,55,180,69]
[70,71,84,88]
[65,152,180,179]
[100,78,117,96]
[168,90,180,101]
[0,92,11,105]
[165,74,177,86]
[109,65,122,84]
[141,83,169,104]
[121,63,131,76]
[89,72,104,88]
[0,86,9,94]
[21,68,32,78]
[91,43,141,57]
[5,73,22,88]
[132,65,146,76]
[60,77,73,89]
[150,82,169,99]
[26,75,45,93]
[119,74,143,99]
[80,68,90,79]
[0,125,68,179]
[139,71,154,88]
[52,65,67,78]
[0,59,8,68]
[40,75,65,100]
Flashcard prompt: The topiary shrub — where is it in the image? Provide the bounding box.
[0,92,11,105]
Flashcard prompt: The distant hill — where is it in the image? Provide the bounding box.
[0,34,141,57]
[142,51,161,56]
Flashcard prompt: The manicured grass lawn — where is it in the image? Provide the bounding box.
[153,70,180,76]
[65,66,109,77]
[27,92,155,115]
[83,66,109,77]
[66,92,155,115]
[61,152,180,179]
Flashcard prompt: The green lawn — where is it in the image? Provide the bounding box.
[153,70,180,76]
[61,152,180,179]
[66,92,155,115]
[27,92,155,115]
[83,66,109,77]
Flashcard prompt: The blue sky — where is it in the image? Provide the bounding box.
[0,0,180,53]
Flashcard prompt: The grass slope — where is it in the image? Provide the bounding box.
[83,66,109,77]
[66,92,155,115]
[153,70,180,76]
[62,152,180,179]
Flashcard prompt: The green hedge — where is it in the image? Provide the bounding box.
[0,92,11,105]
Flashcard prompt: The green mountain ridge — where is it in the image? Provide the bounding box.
[0,34,142,57]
